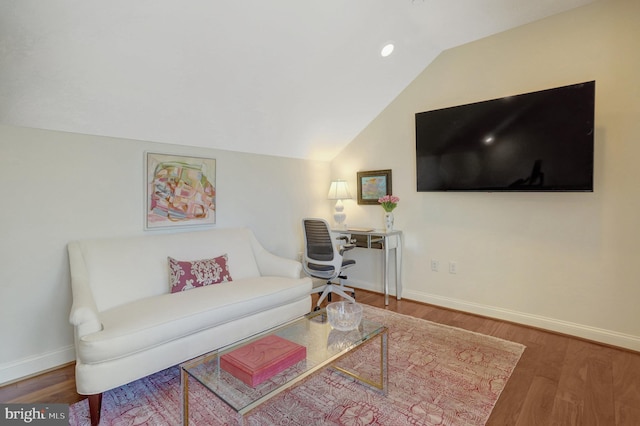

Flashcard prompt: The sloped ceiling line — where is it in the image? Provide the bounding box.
[0,0,595,160]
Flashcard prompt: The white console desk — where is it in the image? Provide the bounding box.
[334,228,403,306]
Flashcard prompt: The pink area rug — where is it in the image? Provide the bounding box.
[69,305,525,425]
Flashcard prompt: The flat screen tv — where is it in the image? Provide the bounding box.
[416,81,595,192]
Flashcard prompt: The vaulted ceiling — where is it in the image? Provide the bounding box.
[0,0,595,160]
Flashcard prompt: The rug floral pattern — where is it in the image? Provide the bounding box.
[69,306,525,425]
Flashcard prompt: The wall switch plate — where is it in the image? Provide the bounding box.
[449,261,458,274]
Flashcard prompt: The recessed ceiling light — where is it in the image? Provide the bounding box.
[381,43,394,57]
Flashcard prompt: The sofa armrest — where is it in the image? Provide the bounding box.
[68,242,103,336]
[256,250,303,278]
[248,232,302,278]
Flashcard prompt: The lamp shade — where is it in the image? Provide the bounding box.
[327,180,352,200]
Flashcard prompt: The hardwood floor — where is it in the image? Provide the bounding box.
[2,290,639,425]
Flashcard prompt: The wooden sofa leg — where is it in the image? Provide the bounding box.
[88,393,103,426]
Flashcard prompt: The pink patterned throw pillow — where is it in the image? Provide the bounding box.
[168,255,232,293]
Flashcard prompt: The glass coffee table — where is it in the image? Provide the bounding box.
[180,308,388,425]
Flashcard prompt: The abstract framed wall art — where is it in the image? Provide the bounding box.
[145,152,216,229]
[357,169,392,205]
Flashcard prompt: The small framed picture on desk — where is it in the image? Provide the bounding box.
[357,169,392,205]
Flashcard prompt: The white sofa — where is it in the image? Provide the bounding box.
[68,227,312,425]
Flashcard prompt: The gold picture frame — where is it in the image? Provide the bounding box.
[357,169,392,205]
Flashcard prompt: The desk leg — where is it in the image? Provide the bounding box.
[383,239,390,306]
[396,238,402,300]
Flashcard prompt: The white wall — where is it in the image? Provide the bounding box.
[0,124,330,384]
[332,0,640,350]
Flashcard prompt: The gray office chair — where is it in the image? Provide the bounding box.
[302,218,356,310]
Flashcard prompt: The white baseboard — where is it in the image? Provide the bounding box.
[0,345,76,386]
[349,278,640,351]
[348,279,397,297]
[403,289,640,352]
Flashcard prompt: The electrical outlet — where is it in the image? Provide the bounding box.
[449,261,458,274]
[431,259,440,272]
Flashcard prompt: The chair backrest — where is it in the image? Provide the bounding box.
[301,218,342,280]
[303,218,334,261]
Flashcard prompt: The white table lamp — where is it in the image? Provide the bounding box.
[327,180,352,229]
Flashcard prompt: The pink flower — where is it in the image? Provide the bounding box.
[378,195,399,204]
[378,195,399,212]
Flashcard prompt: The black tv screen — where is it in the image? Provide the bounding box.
[416,81,595,192]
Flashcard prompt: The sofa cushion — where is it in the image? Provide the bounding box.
[169,255,232,293]
[77,228,262,311]
[77,276,311,364]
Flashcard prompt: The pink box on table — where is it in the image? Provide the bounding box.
[220,335,306,387]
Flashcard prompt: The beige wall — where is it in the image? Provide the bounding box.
[0,125,330,383]
[333,0,640,350]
